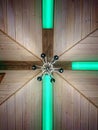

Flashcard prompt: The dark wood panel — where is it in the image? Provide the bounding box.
[0,73,5,83]
[0,61,42,70]
[42,29,54,60]
[0,0,6,31]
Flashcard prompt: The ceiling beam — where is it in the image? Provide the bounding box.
[0,61,42,70]
[0,61,72,70]
[42,29,54,60]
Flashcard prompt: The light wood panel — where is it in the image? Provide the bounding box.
[0,0,42,57]
[0,30,41,61]
[61,70,98,107]
[54,74,98,130]
[0,75,42,130]
[60,29,98,61]
[0,70,40,104]
[0,73,97,130]
[54,0,98,56]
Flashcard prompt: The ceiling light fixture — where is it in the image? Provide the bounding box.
[72,62,98,70]
[32,53,64,81]
[42,0,54,28]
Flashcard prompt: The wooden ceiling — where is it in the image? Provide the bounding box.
[0,70,40,105]
[0,30,41,61]
[0,0,98,109]
[60,30,98,61]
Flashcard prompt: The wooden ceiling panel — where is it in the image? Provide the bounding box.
[61,71,98,107]
[60,30,98,61]
[54,0,97,56]
[53,74,98,129]
[0,0,42,57]
[0,30,41,61]
[0,70,40,104]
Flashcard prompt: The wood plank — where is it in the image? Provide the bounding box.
[0,61,42,70]
[42,29,54,60]
[15,0,23,44]
[73,0,82,43]
[91,0,97,31]
[73,89,80,130]
[80,96,89,130]
[15,89,23,130]
[0,0,6,31]
[0,102,8,130]
[7,0,15,38]
[7,96,15,130]
[62,80,74,130]
[89,103,97,130]
[82,0,91,38]
[95,0,98,27]
[54,74,62,130]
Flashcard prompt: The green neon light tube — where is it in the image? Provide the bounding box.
[42,0,54,28]
[42,74,53,130]
[72,62,98,70]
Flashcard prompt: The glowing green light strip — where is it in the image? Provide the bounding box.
[72,62,98,70]
[42,74,53,130]
[42,0,54,28]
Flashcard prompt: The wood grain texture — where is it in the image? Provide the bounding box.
[0,30,41,61]
[0,73,5,83]
[0,0,7,31]
[54,74,98,130]
[0,75,42,130]
[0,61,42,70]
[54,0,98,56]
[60,29,98,61]
[0,0,42,57]
[0,70,40,105]
[0,73,97,130]
[42,29,54,60]
[61,70,98,107]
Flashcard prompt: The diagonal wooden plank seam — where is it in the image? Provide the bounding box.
[0,71,41,105]
[0,29,42,61]
[57,73,98,108]
[59,28,98,58]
